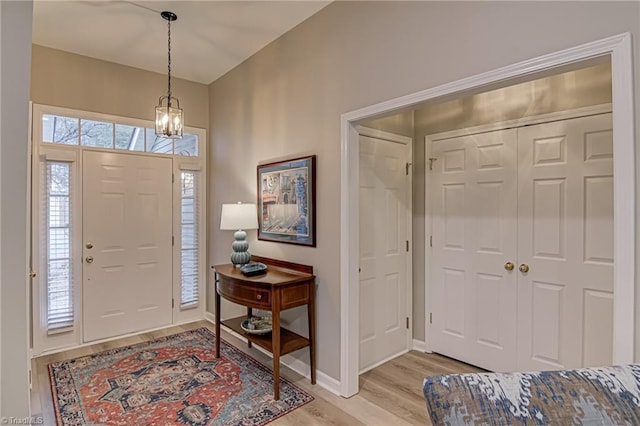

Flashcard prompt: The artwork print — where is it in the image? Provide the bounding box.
[257,155,316,246]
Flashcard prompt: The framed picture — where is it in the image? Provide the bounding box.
[257,155,316,246]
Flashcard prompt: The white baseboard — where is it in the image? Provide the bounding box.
[413,339,427,352]
[314,369,342,396]
[204,311,216,324]
[203,315,341,396]
[280,354,342,396]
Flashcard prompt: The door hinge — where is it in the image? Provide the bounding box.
[172,173,175,184]
[430,312,433,324]
[172,299,175,309]
[172,236,175,246]
[406,240,409,252]
[405,162,412,176]
[406,317,410,329]
[430,235,432,247]
[428,157,437,171]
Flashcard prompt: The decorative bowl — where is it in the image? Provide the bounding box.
[240,316,272,335]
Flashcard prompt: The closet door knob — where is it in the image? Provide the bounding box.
[504,262,515,271]
[519,263,530,273]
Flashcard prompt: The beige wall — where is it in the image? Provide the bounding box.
[1,0,32,416]
[31,45,209,129]
[416,62,612,136]
[209,1,639,382]
[361,111,414,137]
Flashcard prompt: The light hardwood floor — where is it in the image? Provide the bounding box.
[31,321,482,425]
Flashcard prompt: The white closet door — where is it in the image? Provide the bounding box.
[359,135,410,373]
[430,129,518,371]
[517,113,614,370]
[83,151,173,342]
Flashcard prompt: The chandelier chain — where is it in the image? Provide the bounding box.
[167,17,172,101]
[156,10,182,139]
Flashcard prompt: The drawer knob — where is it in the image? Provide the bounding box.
[256,294,262,300]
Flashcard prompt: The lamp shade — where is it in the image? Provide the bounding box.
[220,202,258,230]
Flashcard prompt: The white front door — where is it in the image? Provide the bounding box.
[83,151,173,342]
[359,134,411,373]
[430,129,519,371]
[517,113,614,370]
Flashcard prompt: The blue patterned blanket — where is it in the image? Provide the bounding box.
[423,365,640,425]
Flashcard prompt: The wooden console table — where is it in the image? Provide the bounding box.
[213,256,316,400]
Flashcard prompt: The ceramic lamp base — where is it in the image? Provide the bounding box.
[230,229,251,266]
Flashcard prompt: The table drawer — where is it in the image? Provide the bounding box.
[217,278,271,309]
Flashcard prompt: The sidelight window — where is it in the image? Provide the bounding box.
[43,161,74,331]
[180,171,200,308]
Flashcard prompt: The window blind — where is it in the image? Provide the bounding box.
[44,161,74,330]
[180,171,200,308]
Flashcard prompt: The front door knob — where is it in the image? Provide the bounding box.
[86,243,93,249]
[519,263,530,273]
[85,256,94,264]
[504,262,515,271]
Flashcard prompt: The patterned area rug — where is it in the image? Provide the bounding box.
[49,327,313,425]
[423,364,640,425]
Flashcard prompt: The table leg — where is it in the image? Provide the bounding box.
[215,283,221,358]
[272,291,281,400]
[247,307,253,348]
[308,281,316,385]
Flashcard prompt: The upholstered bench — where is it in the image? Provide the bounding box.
[423,365,640,425]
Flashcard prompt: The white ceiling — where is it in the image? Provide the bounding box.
[32,1,331,85]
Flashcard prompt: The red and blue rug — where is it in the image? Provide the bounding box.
[49,327,313,425]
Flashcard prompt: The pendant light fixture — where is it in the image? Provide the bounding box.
[155,10,183,139]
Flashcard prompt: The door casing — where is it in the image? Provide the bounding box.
[340,33,635,398]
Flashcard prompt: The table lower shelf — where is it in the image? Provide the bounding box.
[221,316,310,356]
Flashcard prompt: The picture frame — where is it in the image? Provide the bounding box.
[257,155,316,246]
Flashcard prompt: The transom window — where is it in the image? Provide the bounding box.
[42,114,198,156]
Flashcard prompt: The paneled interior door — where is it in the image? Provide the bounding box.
[430,129,519,372]
[516,113,614,370]
[359,134,411,373]
[83,151,173,342]
[429,113,613,371]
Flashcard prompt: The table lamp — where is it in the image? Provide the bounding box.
[220,202,259,266]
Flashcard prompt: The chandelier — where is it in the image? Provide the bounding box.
[155,11,183,139]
